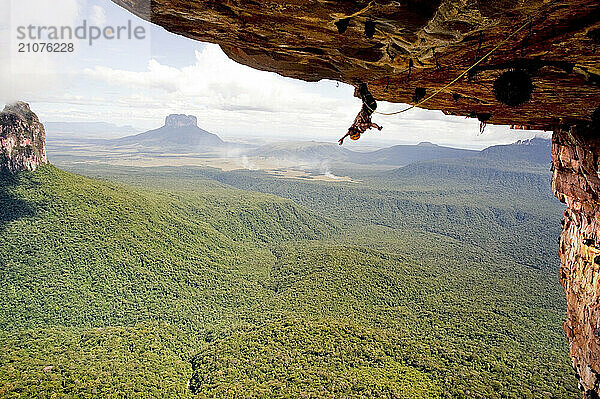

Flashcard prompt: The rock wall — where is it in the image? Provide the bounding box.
[0,102,47,173]
[553,126,600,398]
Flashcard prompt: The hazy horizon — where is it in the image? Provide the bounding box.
[40,112,553,151]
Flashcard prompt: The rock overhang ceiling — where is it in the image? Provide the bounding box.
[111,0,600,130]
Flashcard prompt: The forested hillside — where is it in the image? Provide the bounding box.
[88,156,557,271]
[0,166,331,396]
[0,166,332,331]
[0,157,577,398]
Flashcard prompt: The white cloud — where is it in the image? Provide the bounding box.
[90,5,107,26]
[84,44,346,115]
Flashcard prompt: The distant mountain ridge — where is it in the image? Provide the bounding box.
[250,141,354,161]
[479,137,551,164]
[350,142,478,165]
[251,141,479,166]
[251,138,552,167]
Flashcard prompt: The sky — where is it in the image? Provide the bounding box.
[0,0,551,149]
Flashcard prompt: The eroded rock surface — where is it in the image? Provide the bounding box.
[112,0,600,129]
[554,126,600,398]
[0,102,47,173]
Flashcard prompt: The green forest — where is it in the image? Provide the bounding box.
[0,157,579,398]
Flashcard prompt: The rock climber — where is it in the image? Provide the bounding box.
[338,83,382,145]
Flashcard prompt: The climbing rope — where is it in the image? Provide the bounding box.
[367,15,537,116]
[342,1,376,19]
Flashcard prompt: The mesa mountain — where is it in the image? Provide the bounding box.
[114,114,225,149]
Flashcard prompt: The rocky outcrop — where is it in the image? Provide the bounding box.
[0,102,47,173]
[165,114,198,128]
[112,0,600,129]
[553,126,600,398]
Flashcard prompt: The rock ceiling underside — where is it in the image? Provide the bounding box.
[112,0,600,129]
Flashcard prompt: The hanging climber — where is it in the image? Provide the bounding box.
[338,83,383,145]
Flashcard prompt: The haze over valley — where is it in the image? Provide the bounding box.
[45,113,553,183]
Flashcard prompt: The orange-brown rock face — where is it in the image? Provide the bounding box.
[554,127,600,398]
[111,0,600,129]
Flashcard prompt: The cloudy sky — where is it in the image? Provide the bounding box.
[1,0,549,149]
